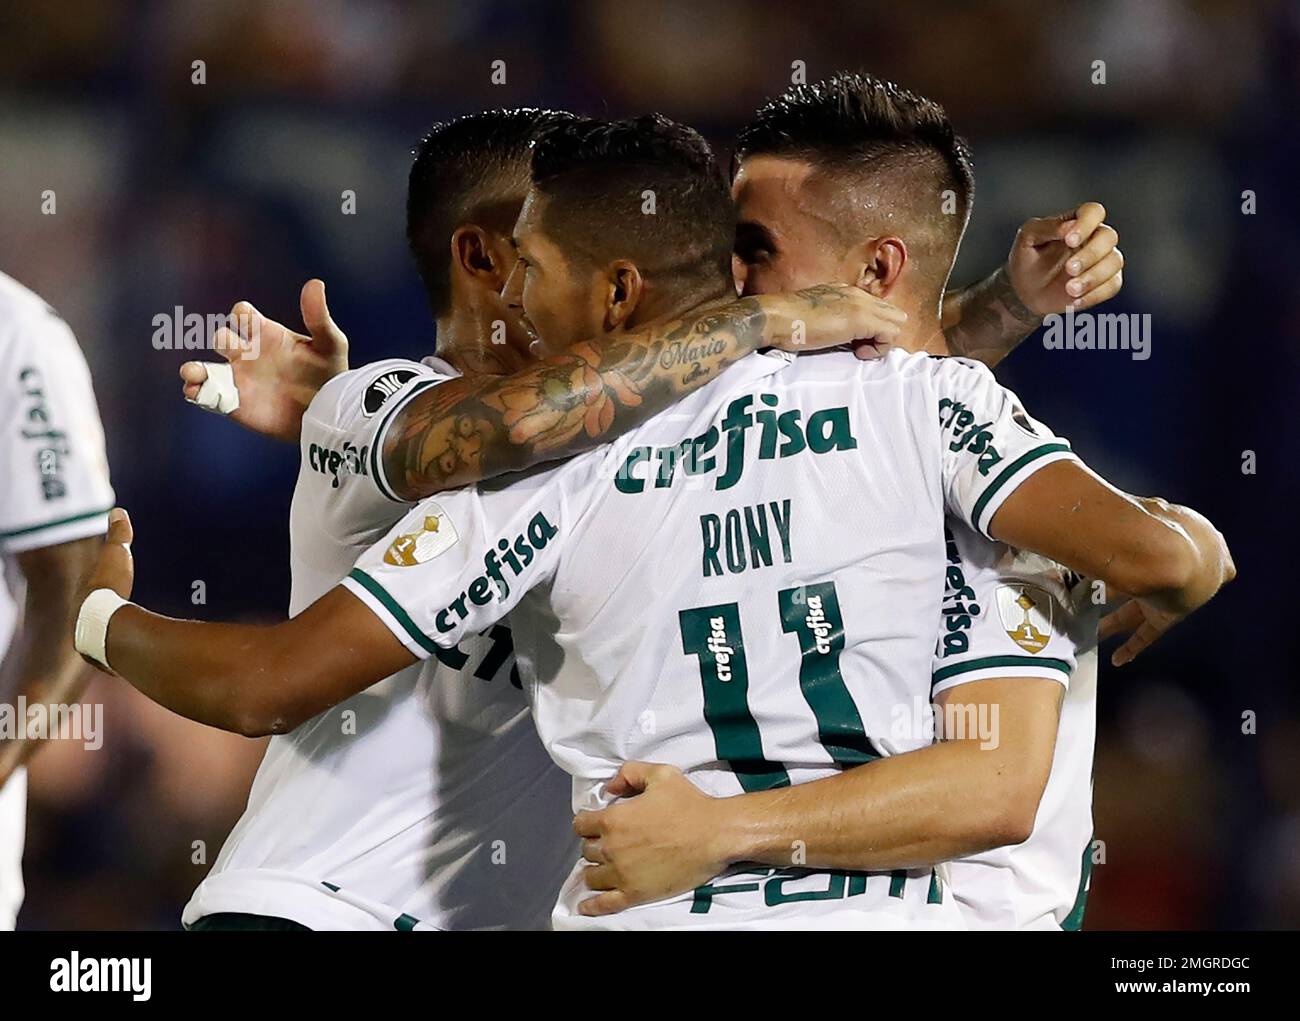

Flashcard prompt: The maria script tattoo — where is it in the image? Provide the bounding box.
[382,300,768,500]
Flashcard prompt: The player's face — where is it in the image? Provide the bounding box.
[480,218,542,357]
[503,190,608,355]
[731,155,855,297]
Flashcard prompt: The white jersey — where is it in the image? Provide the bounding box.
[183,358,575,931]
[933,522,1099,929]
[344,348,1080,930]
[0,272,114,930]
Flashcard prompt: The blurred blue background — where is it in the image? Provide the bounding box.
[1,0,1295,929]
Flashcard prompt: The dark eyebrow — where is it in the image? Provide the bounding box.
[734,220,777,252]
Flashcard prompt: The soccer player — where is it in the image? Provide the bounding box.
[74,114,1230,929]
[0,271,114,930]
[169,109,901,932]
[565,74,1130,929]
[169,95,1064,932]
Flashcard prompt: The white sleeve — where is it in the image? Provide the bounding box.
[295,359,452,542]
[340,456,593,659]
[933,357,1079,539]
[0,306,114,553]
[302,358,453,498]
[931,522,1080,697]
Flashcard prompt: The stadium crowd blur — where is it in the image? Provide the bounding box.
[1,0,1295,929]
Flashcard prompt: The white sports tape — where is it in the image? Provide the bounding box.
[74,588,131,673]
[189,362,240,415]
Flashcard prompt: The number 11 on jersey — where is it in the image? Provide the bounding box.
[680,581,881,794]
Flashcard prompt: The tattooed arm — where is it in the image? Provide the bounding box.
[941,266,1043,366]
[941,202,1123,368]
[383,284,904,499]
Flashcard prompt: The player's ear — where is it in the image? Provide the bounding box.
[451,225,513,294]
[604,260,644,330]
[854,236,907,298]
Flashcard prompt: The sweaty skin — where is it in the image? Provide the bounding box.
[631,160,1134,921]
[80,457,1230,740]
[163,151,1127,918]
[572,675,1064,916]
[569,461,1233,915]
[732,156,1122,367]
[85,289,1229,917]
[382,285,903,498]
[183,281,907,494]
[184,193,1120,481]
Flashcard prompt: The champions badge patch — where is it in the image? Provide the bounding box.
[363,367,420,416]
[995,584,1053,654]
[383,505,458,566]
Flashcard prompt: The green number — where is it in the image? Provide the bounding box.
[680,580,879,792]
[434,625,516,685]
[472,624,514,681]
[679,604,790,792]
[778,582,880,766]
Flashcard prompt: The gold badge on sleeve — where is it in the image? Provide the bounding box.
[383,504,459,566]
[995,584,1053,654]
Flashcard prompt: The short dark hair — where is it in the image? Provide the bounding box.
[407,108,574,316]
[736,73,974,278]
[529,114,735,302]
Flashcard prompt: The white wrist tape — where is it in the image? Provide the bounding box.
[75,589,131,673]
[188,362,240,414]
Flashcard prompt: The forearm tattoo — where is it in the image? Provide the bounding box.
[383,300,767,500]
[944,266,1041,368]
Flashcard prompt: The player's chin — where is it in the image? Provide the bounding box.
[519,318,547,355]
[528,332,565,361]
